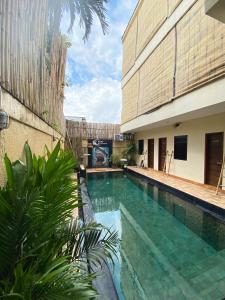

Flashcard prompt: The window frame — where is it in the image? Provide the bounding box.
[138,140,144,155]
[174,135,188,161]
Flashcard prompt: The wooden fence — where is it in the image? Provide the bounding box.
[0,0,67,134]
[66,120,121,140]
[66,120,121,161]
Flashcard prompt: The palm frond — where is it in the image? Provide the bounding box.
[0,142,119,299]
[48,0,108,41]
[59,219,119,270]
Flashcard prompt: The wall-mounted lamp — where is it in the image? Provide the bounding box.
[0,110,9,130]
[174,122,181,128]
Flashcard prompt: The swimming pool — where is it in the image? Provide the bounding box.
[87,171,225,300]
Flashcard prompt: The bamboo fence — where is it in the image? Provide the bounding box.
[66,120,120,140]
[0,0,67,134]
[66,120,121,161]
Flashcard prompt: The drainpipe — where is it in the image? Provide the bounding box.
[173,25,178,98]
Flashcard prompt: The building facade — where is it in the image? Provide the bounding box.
[121,0,225,187]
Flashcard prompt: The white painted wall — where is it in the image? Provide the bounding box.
[135,112,225,185]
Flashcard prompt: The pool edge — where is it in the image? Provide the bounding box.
[126,168,225,223]
[79,177,119,300]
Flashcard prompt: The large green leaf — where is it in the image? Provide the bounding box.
[0,142,119,299]
[4,155,14,189]
[23,142,33,177]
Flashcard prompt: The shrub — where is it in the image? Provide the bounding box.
[110,153,124,168]
[122,143,137,165]
[0,142,119,299]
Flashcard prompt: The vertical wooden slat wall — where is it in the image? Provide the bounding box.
[138,29,175,115]
[121,0,225,124]
[121,72,139,124]
[122,17,138,77]
[66,120,121,161]
[66,120,121,141]
[0,0,67,134]
[136,0,167,57]
[176,0,225,96]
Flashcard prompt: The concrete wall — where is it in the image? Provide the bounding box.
[135,113,225,185]
[0,89,64,185]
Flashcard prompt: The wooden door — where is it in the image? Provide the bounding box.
[205,132,224,186]
[158,138,167,171]
[148,139,154,168]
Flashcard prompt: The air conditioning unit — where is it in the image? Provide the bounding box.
[114,134,124,141]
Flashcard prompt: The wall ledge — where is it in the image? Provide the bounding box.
[1,89,64,140]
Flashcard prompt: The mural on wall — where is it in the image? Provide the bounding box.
[88,140,112,168]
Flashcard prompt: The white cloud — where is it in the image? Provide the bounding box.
[64,77,121,123]
[63,0,137,123]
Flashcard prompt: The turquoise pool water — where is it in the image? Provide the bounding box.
[87,171,225,300]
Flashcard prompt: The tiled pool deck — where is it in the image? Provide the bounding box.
[128,167,225,212]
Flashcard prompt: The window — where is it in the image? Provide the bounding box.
[174,135,187,160]
[138,140,144,155]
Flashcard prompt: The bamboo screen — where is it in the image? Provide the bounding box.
[121,0,225,124]
[66,120,120,140]
[168,0,182,16]
[122,17,138,77]
[176,0,225,96]
[121,72,139,124]
[138,30,175,115]
[136,0,167,56]
[0,0,67,134]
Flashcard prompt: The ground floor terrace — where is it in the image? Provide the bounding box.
[134,112,225,189]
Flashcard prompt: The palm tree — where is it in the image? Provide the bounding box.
[0,142,119,299]
[48,0,108,41]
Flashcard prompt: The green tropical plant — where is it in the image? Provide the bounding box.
[0,142,119,299]
[122,143,137,165]
[110,153,123,168]
[48,0,108,41]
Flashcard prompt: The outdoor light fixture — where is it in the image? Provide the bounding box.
[0,110,9,130]
[174,122,181,128]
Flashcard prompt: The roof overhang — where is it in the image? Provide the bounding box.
[205,0,225,23]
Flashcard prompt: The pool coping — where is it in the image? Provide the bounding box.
[126,168,225,223]
[79,177,119,300]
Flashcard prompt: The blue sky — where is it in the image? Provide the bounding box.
[63,0,137,123]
